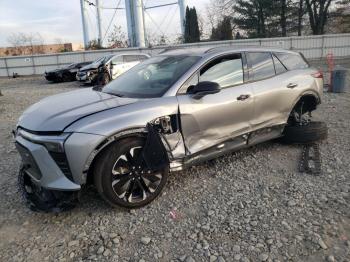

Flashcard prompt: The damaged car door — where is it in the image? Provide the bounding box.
[177,53,254,154]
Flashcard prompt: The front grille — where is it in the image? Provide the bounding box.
[49,152,74,182]
[15,142,42,180]
[77,71,86,77]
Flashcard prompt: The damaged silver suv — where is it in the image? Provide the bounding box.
[14,47,327,210]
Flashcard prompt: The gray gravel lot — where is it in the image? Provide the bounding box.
[0,72,349,262]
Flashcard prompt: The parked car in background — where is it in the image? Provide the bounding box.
[44,62,91,83]
[14,47,327,211]
[76,53,150,85]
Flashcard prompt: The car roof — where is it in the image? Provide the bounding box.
[159,46,298,57]
[111,53,150,57]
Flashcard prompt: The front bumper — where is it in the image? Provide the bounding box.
[76,71,96,84]
[15,135,81,191]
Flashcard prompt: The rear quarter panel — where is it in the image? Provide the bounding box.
[280,68,322,123]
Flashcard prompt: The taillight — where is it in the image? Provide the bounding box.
[311,70,323,79]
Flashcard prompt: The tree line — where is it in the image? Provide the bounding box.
[184,0,350,43]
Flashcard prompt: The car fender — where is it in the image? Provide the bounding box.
[291,89,321,110]
[64,96,185,182]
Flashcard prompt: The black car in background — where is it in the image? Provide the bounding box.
[44,62,91,83]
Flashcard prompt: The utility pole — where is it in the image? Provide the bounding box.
[178,0,187,38]
[135,0,146,47]
[96,0,103,47]
[80,0,90,49]
[125,0,146,47]
[125,0,187,47]
[125,0,135,47]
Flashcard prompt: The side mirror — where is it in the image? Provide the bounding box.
[189,81,220,99]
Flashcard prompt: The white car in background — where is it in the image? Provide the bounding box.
[76,53,150,85]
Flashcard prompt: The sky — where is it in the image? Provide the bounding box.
[0,0,209,47]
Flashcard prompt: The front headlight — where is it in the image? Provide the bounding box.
[17,129,70,153]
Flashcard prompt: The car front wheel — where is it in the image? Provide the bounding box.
[93,137,168,208]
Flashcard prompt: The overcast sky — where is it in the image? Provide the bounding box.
[0,0,209,47]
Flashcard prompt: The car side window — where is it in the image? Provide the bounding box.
[123,55,141,63]
[274,52,309,70]
[111,56,123,64]
[272,54,287,74]
[246,52,275,81]
[199,55,243,88]
[178,73,199,94]
[137,55,148,61]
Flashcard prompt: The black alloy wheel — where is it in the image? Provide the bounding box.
[94,137,168,208]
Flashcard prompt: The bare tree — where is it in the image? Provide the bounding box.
[205,0,235,39]
[281,0,287,36]
[108,25,127,48]
[7,33,27,55]
[305,0,333,34]
[7,32,45,55]
[26,33,45,54]
[297,0,304,36]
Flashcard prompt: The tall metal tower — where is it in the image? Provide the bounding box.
[96,0,103,47]
[125,0,146,47]
[178,0,187,36]
[80,0,188,49]
[80,0,90,49]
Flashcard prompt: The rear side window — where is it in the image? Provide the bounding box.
[199,54,243,88]
[272,55,287,74]
[111,56,123,64]
[123,55,141,62]
[274,52,309,70]
[138,55,148,61]
[246,52,275,81]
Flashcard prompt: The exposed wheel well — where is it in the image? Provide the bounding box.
[293,95,319,114]
[85,133,146,185]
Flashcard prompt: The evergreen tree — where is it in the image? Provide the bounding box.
[233,0,271,38]
[232,0,300,38]
[184,7,200,43]
[210,16,233,41]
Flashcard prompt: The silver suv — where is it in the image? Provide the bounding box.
[14,47,326,210]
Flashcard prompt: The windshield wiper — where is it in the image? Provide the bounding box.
[92,86,125,97]
[104,91,125,97]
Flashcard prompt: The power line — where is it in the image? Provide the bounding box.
[144,10,166,36]
[102,0,122,42]
[164,5,179,34]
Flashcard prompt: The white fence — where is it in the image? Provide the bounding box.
[1,33,350,77]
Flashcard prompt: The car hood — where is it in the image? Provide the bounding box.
[47,68,64,74]
[18,88,139,132]
[80,62,100,71]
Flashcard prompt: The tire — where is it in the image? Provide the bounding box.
[62,73,71,82]
[103,73,110,85]
[93,137,169,208]
[282,121,328,144]
[97,72,110,86]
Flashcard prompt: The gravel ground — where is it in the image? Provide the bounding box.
[0,71,349,262]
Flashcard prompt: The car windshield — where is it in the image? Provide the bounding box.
[93,55,113,65]
[66,63,76,69]
[102,55,200,98]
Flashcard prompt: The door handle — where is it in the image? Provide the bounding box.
[287,83,298,88]
[237,94,250,101]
